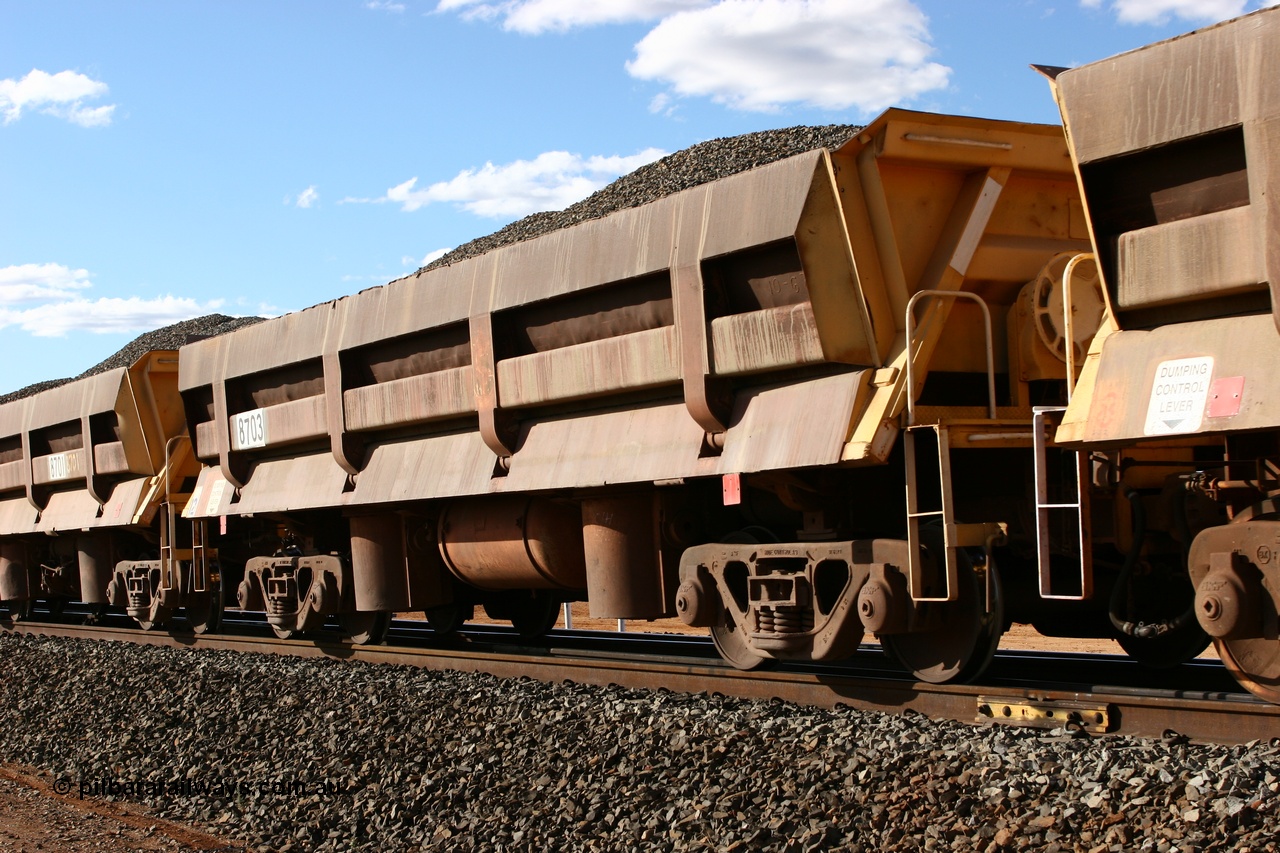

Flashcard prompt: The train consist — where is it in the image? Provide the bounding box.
[2,9,1278,701]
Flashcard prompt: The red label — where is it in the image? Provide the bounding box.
[722,473,741,506]
[1206,376,1245,419]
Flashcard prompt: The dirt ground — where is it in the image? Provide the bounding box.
[0,765,244,853]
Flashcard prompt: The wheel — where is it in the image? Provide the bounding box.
[1109,555,1209,668]
[881,540,1004,684]
[186,576,223,635]
[424,602,472,636]
[506,592,560,639]
[271,625,299,640]
[340,610,391,645]
[1203,507,1280,701]
[136,597,173,631]
[1115,624,1210,668]
[1217,639,1280,703]
[83,604,108,625]
[5,599,33,622]
[710,617,771,671]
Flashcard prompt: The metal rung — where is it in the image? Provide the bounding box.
[904,425,959,602]
[1033,407,1093,600]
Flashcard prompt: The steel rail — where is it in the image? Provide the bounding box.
[3,620,1275,745]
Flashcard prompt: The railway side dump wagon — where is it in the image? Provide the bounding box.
[1047,8,1280,700]
[176,109,1104,681]
[0,353,217,630]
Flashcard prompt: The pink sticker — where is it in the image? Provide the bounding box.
[722,472,741,506]
[1206,376,1245,419]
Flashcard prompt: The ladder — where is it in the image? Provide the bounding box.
[902,290,1005,602]
[1032,407,1093,599]
[1031,254,1098,601]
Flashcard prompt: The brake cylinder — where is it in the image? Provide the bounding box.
[437,497,587,590]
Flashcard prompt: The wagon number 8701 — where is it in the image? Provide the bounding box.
[233,408,268,450]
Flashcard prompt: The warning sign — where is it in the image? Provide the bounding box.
[1144,356,1214,436]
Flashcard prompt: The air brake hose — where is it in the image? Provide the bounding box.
[1108,489,1198,639]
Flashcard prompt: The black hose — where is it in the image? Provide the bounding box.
[1109,489,1198,639]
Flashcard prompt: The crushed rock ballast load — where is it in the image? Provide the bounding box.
[2,125,860,408]
[422,125,861,272]
[0,314,264,406]
[1,634,1276,853]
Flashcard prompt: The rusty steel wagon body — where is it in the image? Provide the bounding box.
[166,107,1102,682]
[0,353,218,630]
[1044,7,1280,701]
[5,7,1277,702]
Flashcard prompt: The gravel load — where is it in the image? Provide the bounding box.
[0,314,264,406]
[1,633,1277,853]
[4,126,857,409]
[422,125,861,273]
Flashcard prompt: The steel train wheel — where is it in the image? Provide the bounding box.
[340,610,391,645]
[710,616,771,671]
[507,591,560,639]
[708,527,777,671]
[271,625,299,640]
[1115,624,1211,669]
[84,603,108,625]
[1207,507,1280,702]
[1216,637,1280,703]
[186,577,223,635]
[881,545,1004,684]
[5,599,33,622]
[424,602,472,635]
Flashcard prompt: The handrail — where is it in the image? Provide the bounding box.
[1060,253,1097,401]
[904,289,996,424]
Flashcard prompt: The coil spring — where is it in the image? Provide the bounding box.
[756,605,815,635]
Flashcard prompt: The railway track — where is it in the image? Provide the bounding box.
[3,616,1272,745]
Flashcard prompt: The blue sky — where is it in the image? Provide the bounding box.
[2,0,1275,394]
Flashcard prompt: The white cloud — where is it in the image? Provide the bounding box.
[437,0,711,32]
[0,262,224,337]
[0,263,93,304]
[649,92,674,115]
[294,186,319,208]
[400,249,451,266]
[1079,0,1276,23]
[628,0,949,113]
[439,0,949,114]
[0,69,116,126]
[366,0,407,10]
[0,295,225,337]
[345,148,666,218]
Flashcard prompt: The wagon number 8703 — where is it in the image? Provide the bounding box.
[233,408,268,450]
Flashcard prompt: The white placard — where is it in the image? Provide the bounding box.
[47,452,73,481]
[206,478,228,513]
[183,481,205,519]
[232,408,268,450]
[1144,356,1213,436]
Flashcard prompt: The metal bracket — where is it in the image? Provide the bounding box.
[977,696,1113,733]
